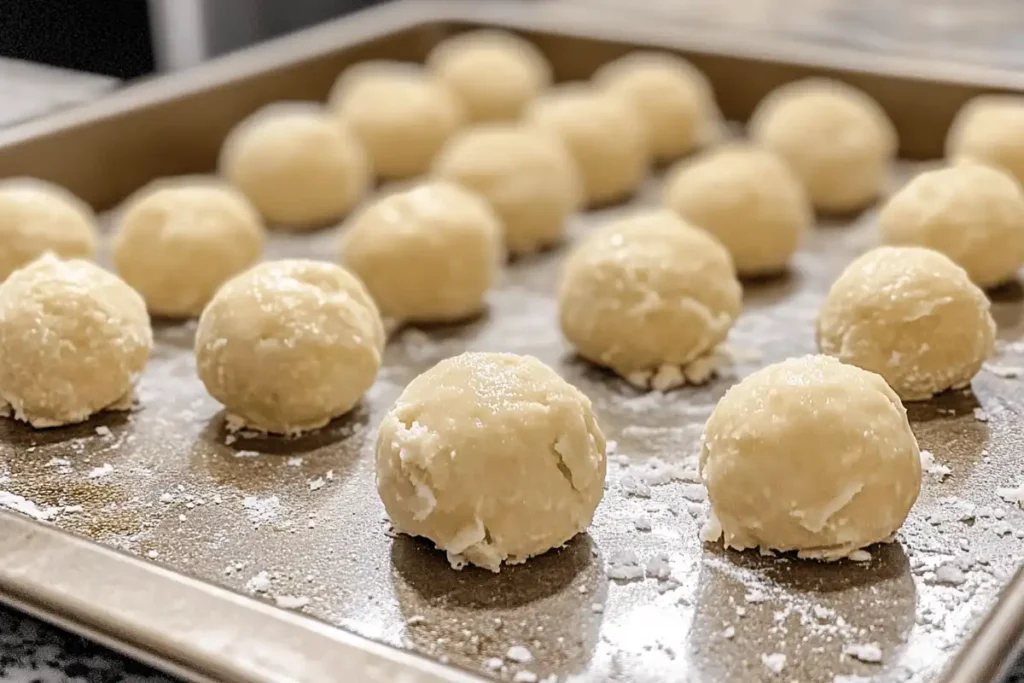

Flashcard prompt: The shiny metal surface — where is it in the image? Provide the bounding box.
[0,3,1022,682]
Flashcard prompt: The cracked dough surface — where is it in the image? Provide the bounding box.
[195,259,383,435]
[700,354,921,559]
[330,61,464,180]
[375,352,607,572]
[113,177,265,318]
[749,78,896,213]
[432,123,581,255]
[662,143,811,276]
[219,103,369,228]
[0,255,152,428]
[0,178,97,282]
[426,30,552,123]
[558,210,741,383]
[526,85,649,207]
[339,181,503,324]
[879,161,1024,289]
[817,246,995,401]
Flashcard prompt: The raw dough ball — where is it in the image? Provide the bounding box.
[427,30,552,122]
[339,181,503,324]
[0,178,97,282]
[879,162,1024,288]
[195,260,384,434]
[113,178,265,318]
[375,352,606,572]
[817,246,995,401]
[594,51,719,161]
[0,255,152,428]
[662,144,811,276]
[700,354,921,559]
[219,103,369,228]
[749,78,897,213]
[946,94,1024,186]
[558,210,741,388]
[432,123,581,254]
[330,62,464,179]
[526,85,649,207]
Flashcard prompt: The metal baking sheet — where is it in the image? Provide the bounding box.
[1,2,1024,682]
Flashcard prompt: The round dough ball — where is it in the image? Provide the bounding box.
[946,94,1024,186]
[594,51,718,161]
[113,178,265,318]
[195,259,384,434]
[330,62,464,179]
[0,255,152,428]
[426,30,552,123]
[526,85,649,207]
[749,78,897,213]
[0,178,97,282]
[662,143,811,276]
[700,354,921,559]
[817,246,995,401]
[219,103,369,228]
[879,162,1024,288]
[558,210,742,388]
[432,123,581,254]
[375,352,606,572]
[339,181,503,324]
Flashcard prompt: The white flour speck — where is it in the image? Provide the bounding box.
[87,463,113,479]
[761,652,786,674]
[246,570,272,593]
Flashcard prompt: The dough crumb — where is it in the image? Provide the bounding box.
[920,450,952,480]
[761,652,786,674]
[505,645,533,664]
[843,642,883,663]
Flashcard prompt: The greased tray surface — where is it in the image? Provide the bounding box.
[2,10,1024,683]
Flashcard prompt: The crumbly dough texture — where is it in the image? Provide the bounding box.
[330,61,464,179]
[594,51,720,161]
[526,85,649,207]
[558,210,742,382]
[0,255,152,428]
[219,102,369,228]
[195,260,384,435]
[662,143,811,276]
[749,78,897,213]
[113,177,265,318]
[879,162,1024,289]
[432,123,582,254]
[818,246,995,401]
[375,352,607,572]
[0,178,98,282]
[339,181,504,324]
[426,30,552,123]
[700,355,921,559]
[946,94,1024,186]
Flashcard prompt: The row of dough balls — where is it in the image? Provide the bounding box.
[378,348,924,570]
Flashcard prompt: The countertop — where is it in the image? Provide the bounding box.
[3,1,1024,682]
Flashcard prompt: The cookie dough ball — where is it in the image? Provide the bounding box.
[558,210,742,389]
[330,62,464,179]
[879,162,1024,288]
[427,30,552,122]
[700,355,921,559]
[219,103,369,228]
[432,123,581,254]
[376,352,606,572]
[339,182,503,324]
[0,255,152,428]
[662,144,811,276]
[113,178,265,318]
[749,78,897,213]
[594,51,719,161]
[195,260,384,434]
[946,95,1024,186]
[527,85,649,207]
[817,246,994,401]
[0,178,97,282]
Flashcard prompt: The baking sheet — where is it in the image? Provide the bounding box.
[1,3,1024,682]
